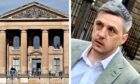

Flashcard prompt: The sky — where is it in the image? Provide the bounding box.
[0,0,69,14]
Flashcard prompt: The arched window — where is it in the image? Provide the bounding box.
[13,36,20,49]
[53,36,60,49]
[33,36,40,49]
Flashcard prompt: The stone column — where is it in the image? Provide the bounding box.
[63,29,69,75]
[0,30,6,74]
[7,38,9,75]
[20,30,27,75]
[41,30,48,75]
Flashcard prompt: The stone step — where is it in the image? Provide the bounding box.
[7,78,19,84]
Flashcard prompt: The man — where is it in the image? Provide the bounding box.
[71,1,140,84]
[10,67,16,79]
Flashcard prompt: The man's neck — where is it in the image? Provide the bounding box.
[87,48,117,64]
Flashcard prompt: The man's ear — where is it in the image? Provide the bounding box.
[121,33,128,45]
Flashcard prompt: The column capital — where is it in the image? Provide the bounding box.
[20,28,27,31]
[42,29,49,33]
[42,29,49,31]
[21,30,27,33]
[63,29,69,31]
[0,30,6,33]
[63,29,69,33]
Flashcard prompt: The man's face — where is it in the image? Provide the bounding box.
[91,11,128,55]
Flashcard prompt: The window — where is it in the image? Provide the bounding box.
[53,36,60,49]
[33,36,40,49]
[13,58,20,74]
[53,58,60,71]
[13,36,20,49]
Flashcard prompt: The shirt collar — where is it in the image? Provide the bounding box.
[80,44,120,69]
[101,47,120,69]
[80,44,93,66]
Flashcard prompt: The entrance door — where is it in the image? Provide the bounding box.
[32,59,41,76]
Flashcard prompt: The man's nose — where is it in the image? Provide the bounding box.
[98,28,106,38]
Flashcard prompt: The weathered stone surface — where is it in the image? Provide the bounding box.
[11,6,59,18]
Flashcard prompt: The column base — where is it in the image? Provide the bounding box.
[18,74,28,78]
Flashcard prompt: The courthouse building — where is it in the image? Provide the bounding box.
[0,2,69,84]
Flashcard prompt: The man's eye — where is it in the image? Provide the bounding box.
[108,27,117,35]
[96,22,102,26]
[109,28,114,32]
[95,22,103,30]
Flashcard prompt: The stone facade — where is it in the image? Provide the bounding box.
[0,2,69,84]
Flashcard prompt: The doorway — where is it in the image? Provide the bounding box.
[32,59,41,76]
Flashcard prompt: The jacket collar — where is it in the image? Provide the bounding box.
[71,41,90,68]
[96,50,124,84]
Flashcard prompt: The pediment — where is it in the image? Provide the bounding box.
[28,50,42,56]
[0,2,68,19]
